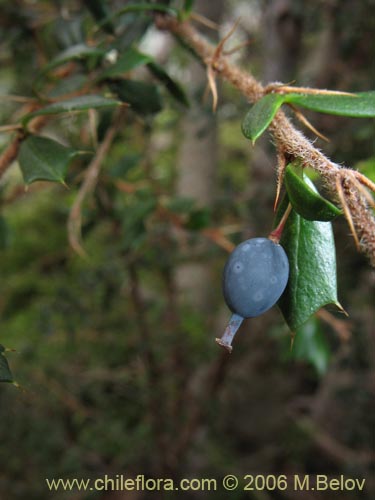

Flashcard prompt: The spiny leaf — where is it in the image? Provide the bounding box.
[241,93,285,143]
[22,95,121,127]
[284,91,375,117]
[110,80,162,115]
[18,136,85,184]
[285,164,342,221]
[39,44,105,76]
[0,345,13,383]
[276,195,342,331]
[147,62,189,107]
[98,48,153,80]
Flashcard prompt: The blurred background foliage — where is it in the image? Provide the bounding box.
[0,0,374,499]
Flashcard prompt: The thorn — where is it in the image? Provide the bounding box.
[269,203,292,243]
[223,39,254,56]
[190,12,220,31]
[274,151,287,211]
[275,85,356,97]
[206,66,218,112]
[353,177,375,209]
[213,18,241,60]
[336,176,360,249]
[354,171,375,196]
[288,104,330,142]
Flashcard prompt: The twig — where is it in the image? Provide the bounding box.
[155,15,375,266]
[0,133,25,178]
[67,109,125,256]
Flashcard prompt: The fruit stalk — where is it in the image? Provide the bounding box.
[216,313,244,353]
[268,203,292,243]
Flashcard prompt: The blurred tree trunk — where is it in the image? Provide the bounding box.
[248,0,303,235]
[175,0,224,310]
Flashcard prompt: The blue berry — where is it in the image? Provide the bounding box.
[217,238,289,352]
[223,237,289,317]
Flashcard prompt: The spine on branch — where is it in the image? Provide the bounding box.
[155,14,375,266]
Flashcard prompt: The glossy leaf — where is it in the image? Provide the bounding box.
[277,196,341,331]
[0,345,13,383]
[99,48,153,80]
[285,164,342,221]
[293,316,331,375]
[110,80,162,115]
[22,95,121,126]
[40,44,105,75]
[147,62,189,107]
[241,93,285,143]
[18,136,83,184]
[285,91,375,117]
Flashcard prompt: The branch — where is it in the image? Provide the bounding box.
[156,16,375,266]
[67,109,125,256]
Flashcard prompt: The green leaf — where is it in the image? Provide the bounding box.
[179,0,195,21]
[47,74,88,98]
[285,164,342,221]
[97,3,177,31]
[18,136,84,184]
[22,95,121,127]
[241,93,285,143]
[98,48,153,80]
[0,345,13,383]
[147,62,189,107]
[185,208,211,230]
[110,80,162,115]
[293,316,331,375]
[84,0,115,34]
[39,44,105,76]
[284,91,375,117]
[277,197,342,331]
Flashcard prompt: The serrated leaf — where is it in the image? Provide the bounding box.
[293,316,331,375]
[110,79,162,115]
[285,164,342,221]
[18,136,83,184]
[99,48,153,80]
[147,62,189,107]
[277,196,341,331]
[40,44,105,76]
[22,95,121,126]
[284,91,375,117]
[0,345,13,383]
[241,93,285,143]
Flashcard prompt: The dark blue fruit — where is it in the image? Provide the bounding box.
[217,238,289,352]
[223,237,289,317]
